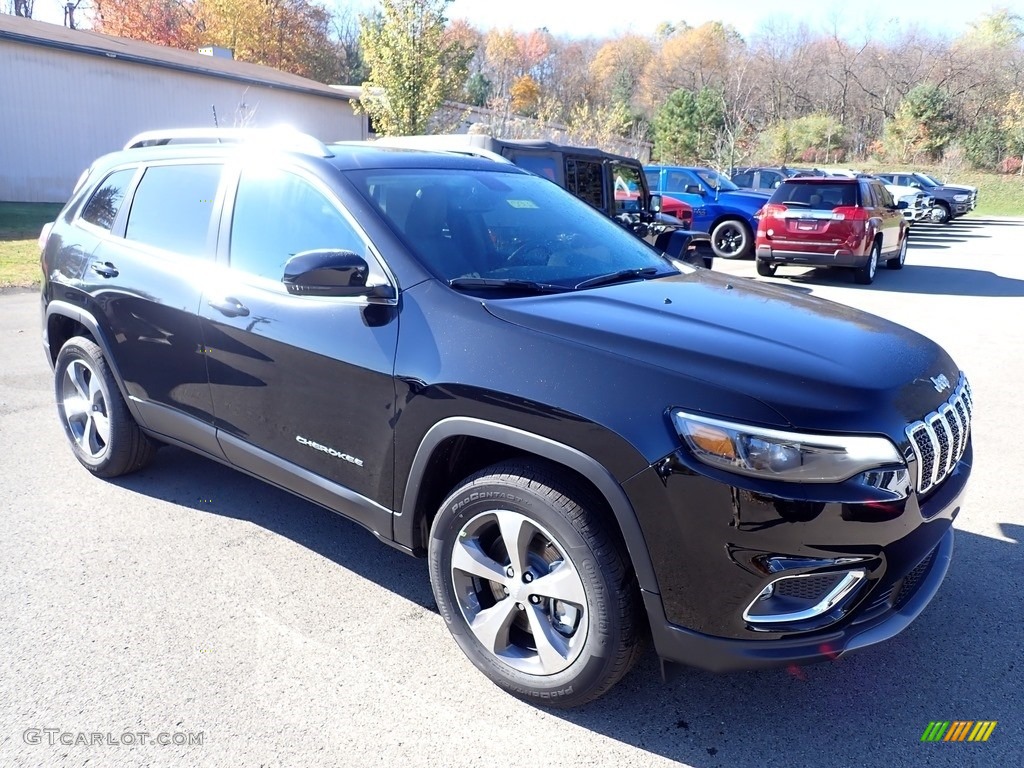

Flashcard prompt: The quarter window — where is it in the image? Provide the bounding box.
[229,167,366,281]
[81,169,135,231]
[125,164,222,256]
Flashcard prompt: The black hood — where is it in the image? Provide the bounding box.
[484,270,959,437]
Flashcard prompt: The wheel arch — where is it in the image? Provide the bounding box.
[397,417,660,594]
[45,300,136,416]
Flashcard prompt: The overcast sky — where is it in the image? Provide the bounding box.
[29,0,1009,41]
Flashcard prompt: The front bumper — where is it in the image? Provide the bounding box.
[625,440,970,671]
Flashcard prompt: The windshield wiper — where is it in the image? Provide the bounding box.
[448,277,569,293]
[573,267,661,290]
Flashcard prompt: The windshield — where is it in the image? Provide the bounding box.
[694,168,739,192]
[913,174,938,188]
[350,169,676,289]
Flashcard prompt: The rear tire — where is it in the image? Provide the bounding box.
[854,241,880,285]
[428,460,642,708]
[756,259,777,277]
[54,336,157,477]
[711,219,753,259]
[886,233,908,269]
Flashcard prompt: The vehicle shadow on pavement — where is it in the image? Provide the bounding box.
[784,265,1024,296]
[110,447,1022,766]
[110,446,438,612]
[554,524,1021,768]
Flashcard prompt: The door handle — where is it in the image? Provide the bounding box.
[207,297,250,318]
[89,261,119,278]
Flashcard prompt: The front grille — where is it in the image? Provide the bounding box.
[906,374,972,494]
[893,547,938,609]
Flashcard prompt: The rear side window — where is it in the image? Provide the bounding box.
[81,169,135,231]
[125,164,222,256]
[565,159,605,210]
[770,182,857,210]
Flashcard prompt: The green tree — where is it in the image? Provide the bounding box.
[1002,91,1024,174]
[883,84,955,162]
[464,73,492,106]
[356,0,472,135]
[652,88,724,164]
[963,116,1007,170]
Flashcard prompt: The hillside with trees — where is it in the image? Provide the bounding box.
[6,1,1023,172]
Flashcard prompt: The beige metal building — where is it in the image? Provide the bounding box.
[0,16,367,203]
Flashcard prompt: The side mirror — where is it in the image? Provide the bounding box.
[897,200,909,209]
[283,249,394,299]
[649,194,662,213]
[911,183,923,189]
[684,184,704,195]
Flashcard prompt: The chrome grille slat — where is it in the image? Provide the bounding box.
[906,375,971,495]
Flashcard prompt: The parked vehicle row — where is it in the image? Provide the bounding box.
[731,166,977,226]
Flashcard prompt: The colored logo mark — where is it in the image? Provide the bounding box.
[920,721,997,742]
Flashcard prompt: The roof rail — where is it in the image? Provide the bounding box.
[123,127,333,158]
[370,136,513,165]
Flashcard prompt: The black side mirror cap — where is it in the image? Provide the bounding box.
[684,184,704,195]
[283,249,395,299]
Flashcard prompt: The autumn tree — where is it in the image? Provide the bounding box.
[590,34,652,110]
[94,0,344,81]
[356,0,472,135]
[94,0,201,49]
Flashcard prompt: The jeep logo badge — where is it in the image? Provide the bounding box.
[930,374,951,393]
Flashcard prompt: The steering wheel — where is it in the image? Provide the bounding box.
[506,239,554,266]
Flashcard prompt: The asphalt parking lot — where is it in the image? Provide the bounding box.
[1,216,1021,767]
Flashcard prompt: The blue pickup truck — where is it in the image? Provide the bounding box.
[645,166,771,258]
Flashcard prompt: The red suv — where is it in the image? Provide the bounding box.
[755,177,908,285]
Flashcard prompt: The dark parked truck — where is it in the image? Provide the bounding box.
[874,172,977,223]
[645,165,771,258]
[41,129,972,708]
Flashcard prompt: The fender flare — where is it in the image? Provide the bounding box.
[398,416,660,594]
[45,300,141,422]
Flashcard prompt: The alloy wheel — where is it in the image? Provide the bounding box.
[60,358,110,459]
[450,509,588,676]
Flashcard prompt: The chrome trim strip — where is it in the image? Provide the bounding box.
[905,374,971,494]
[743,570,866,625]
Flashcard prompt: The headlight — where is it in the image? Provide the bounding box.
[953,194,969,202]
[672,410,904,483]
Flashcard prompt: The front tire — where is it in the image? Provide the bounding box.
[54,336,156,477]
[854,241,880,285]
[932,202,951,225]
[428,461,642,708]
[711,219,753,259]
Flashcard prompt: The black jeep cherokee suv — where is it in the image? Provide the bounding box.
[40,129,973,708]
